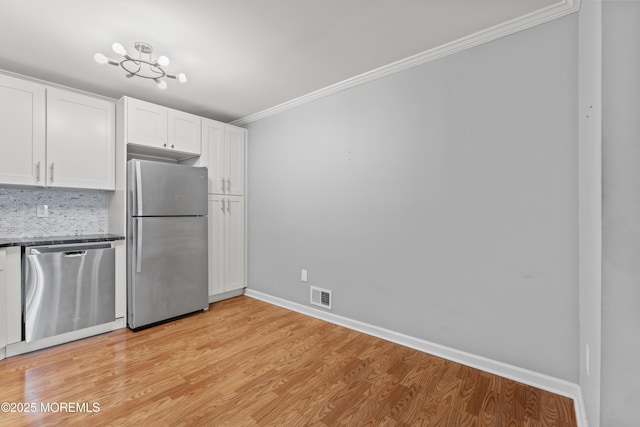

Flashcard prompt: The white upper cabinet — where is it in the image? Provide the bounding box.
[168,110,201,154]
[0,75,46,186]
[125,97,168,148]
[46,88,115,190]
[202,118,245,195]
[226,126,246,196]
[0,75,114,190]
[124,97,200,159]
[202,119,225,193]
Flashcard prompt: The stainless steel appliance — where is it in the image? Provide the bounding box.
[127,159,208,330]
[23,242,115,342]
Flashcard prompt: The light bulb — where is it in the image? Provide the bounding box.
[94,53,108,65]
[112,42,127,56]
[177,73,187,83]
[156,80,167,90]
[157,55,170,67]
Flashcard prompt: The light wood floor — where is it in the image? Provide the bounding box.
[0,296,576,426]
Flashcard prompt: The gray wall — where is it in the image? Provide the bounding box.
[247,15,579,381]
[601,2,640,425]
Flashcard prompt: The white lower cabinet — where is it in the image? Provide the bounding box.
[0,249,6,356]
[2,247,21,349]
[208,195,246,297]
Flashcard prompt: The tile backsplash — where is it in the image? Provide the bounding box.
[0,187,108,238]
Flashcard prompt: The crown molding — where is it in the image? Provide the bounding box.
[232,0,580,127]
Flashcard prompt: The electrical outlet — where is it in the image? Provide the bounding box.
[301,269,308,282]
[36,204,49,218]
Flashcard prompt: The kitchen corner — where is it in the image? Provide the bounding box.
[0,74,246,363]
[0,187,125,360]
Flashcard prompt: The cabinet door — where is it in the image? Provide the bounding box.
[225,126,246,196]
[203,118,225,194]
[168,109,201,155]
[208,195,225,296]
[46,88,115,190]
[126,97,167,148]
[225,196,246,291]
[0,249,6,351]
[0,75,46,186]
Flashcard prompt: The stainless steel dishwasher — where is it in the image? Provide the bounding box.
[23,242,115,342]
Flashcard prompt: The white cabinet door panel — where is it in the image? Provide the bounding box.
[5,247,22,345]
[126,98,167,148]
[208,195,225,296]
[207,195,245,296]
[203,119,245,196]
[0,249,6,352]
[0,75,45,186]
[202,119,225,194]
[225,196,245,291]
[169,110,201,154]
[46,88,115,190]
[226,126,246,196]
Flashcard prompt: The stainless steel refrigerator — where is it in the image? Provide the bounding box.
[127,159,208,330]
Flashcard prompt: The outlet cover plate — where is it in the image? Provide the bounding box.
[36,204,49,218]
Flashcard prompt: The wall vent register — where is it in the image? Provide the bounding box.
[310,286,332,310]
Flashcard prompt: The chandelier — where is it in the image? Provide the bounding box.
[94,42,187,89]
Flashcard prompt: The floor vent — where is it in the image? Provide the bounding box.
[310,286,332,310]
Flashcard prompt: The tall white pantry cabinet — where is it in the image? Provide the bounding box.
[201,119,247,301]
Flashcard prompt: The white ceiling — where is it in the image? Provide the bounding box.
[0,0,576,123]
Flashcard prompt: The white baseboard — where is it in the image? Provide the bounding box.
[5,317,125,358]
[209,288,245,304]
[575,388,589,427]
[245,289,586,427]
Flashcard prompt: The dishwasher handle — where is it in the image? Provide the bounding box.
[27,243,112,255]
[63,251,87,257]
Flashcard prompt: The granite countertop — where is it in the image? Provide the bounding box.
[0,233,125,248]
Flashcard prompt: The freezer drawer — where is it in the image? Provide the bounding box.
[128,216,208,329]
[23,242,115,342]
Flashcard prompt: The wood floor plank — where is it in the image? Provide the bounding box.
[0,296,577,426]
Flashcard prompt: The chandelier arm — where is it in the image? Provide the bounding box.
[120,59,142,76]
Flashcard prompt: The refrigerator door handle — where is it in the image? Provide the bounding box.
[136,219,143,273]
[135,160,143,216]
